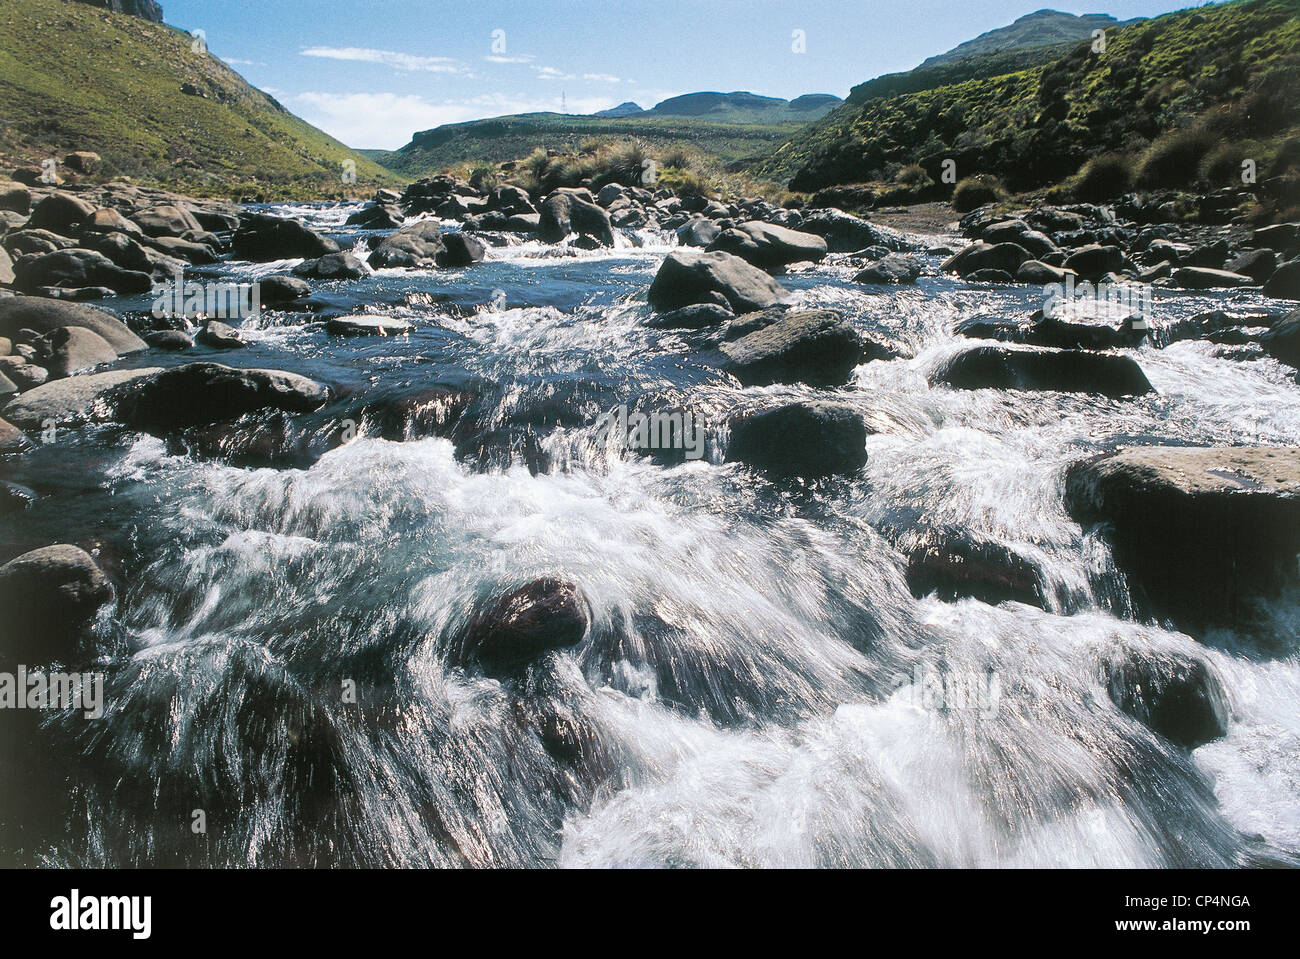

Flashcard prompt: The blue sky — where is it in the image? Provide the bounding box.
[162,0,1216,149]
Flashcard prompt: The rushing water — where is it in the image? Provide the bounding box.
[3,202,1299,868]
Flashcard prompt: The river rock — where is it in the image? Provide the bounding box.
[196,320,245,349]
[1064,445,1300,630]
[1225,249,1276,283]
[942,242,1032,277]
[456,578,590,676]
[0,181,30,215]
[1263,260,1300,300]
[292,251,368,280]
[143,330,194,350]
[934,345,1153,398]
[647,250,787,314]
[726,402,868,477]
[1170,267,1255,290]
[1063,245,1125,281]
[345,204,404,230]
[1103,649,1227,749]
[706,221,828,270]
[439,232,488,267]
[799,209,915,252]
[131,204,202,239]
[676,217,721,247]
[325,315,413,336]
[721,309,864,387]
[232,214,340,261]
[13,248,152,295]
[0,247,12,286]
[1015,260,1074,284]
[0,480,35,513]
[111,362,329,432]
[81,208,144,238]
[1260,309,1300,368]
[0,297,145,354]
[539,190,615,246]
[36,325,119,378]
[644,303,734,330]
[258,275,311,305]
[905,527,1043,607]
[367,221,446,269]
[27,192,95,236]
[0,416,29,452]
[0,545,115,664]
[854,253,922,284]
[1,366,161,428]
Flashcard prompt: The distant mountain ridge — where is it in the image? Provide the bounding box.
[918,8,1141,68]
[71,0,163,22]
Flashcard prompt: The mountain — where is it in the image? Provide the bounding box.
[71,0,162,20]
[595,102,644,118]
[918,9,1140,68]
[0,0,402,198]
[380,91,842,180]
[756,0,1300,198]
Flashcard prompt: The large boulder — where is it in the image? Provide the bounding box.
[1063,245,1125,281]
[1,367,161,429]
[258,275,311,305]
[1102,649,1227,749]
[110,362,330,432]
[854,253,922,285]
[933,346,1153,398]
[232,214,340,261]
[0,181,30,215]
[367,221,445,269]
[1170,267,1254,290]
[941,242,1032,278]
[131,204,203,238]
[27,192,95,236]
[1260,309,1300,368]
[0,297,145,354]
[538,190,615,246]
[0,417,29,453]
[647,250,787,314]
[721,309,864,387]
[439,232,488,267]
[453,578,590,676]
[0,545,115,664]
[726,402,868,477]
[798,209,915,252]
[1263,260,1300,300]
[706,221,827,270]
[676,217,721,248]
[291,251,368,280]
[1065,445,1300,631]
[12,248,152,295]
[35,326,119,378]
[80,208,144,238]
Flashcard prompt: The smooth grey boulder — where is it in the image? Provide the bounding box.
[647,250,788,314]
[1,367,162,429]
[110,362,330,432]
[854,253,922,284]
[292,251,368,280]
[27,192,95,236]
[232,213,340,261]
[706,221,828,270]
[13,248,153,295]
[721,309,864,387]
[36,325,118,378]
[0,297,145,355]
[367,221,446,269]
[539,190,615,246]
[0,545,115,665]
[196,320,245,350]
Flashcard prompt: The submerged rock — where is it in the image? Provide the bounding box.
[644,303,733,330]
[325,315,413,337]
[1065,445,1300,631]
[905,527,1043,608]
[1103,649,1228,749]
[0,545,114,665]
[934,346,1153,398]
[721,309,864,387]
[726,402,868,477]
[455,578,590,676]
[647,250,788,314]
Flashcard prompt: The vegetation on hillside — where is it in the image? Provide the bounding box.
[0,0,402,198]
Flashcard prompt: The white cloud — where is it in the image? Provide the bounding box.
[484,54,535,64]
[289,91,621,149]
[583,73,621,84]
[221,56,258,66]
[535,66,575,81]
[300,46,467,74]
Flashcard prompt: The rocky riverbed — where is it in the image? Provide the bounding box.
[1,170,1299,867]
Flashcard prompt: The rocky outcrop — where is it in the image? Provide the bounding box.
[647,250,787,314]
[934,346,1153,398]
[71,1,163,22]
[726,402,868,477]
[1065,445,1300,631]
[721,310,864,387]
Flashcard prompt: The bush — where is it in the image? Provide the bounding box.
[468,165,499,192]
[600,142,652,188]
[896,163,932,190]
[659,147,692,171]
[1200,141,1257,187]
[1073,152,1134,201]
[1136,127,1215,189]
[951,175,1006,212]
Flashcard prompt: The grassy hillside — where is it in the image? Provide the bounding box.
[756,0,1299,201]
[0,0,403,198]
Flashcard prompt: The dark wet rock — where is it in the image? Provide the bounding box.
[0,545,114,665]
[35,325,118,378]
[325,315,413,337]
[934,346,1153,398]
[1065,445,1300,631]
[799,209,916,252]
[131,205,203,239]
[292,251,368,280]
[0,181,30,215]
[676,217,721,247]
[967,268,1015,283]
[1260,310,1300,368]
[258,274,311,305]
[644,303,734,330]
[854,253,922,284]
[726,401,868,477]
[0,480,36,513]
[143,329,194,351]
[1253,223,1300,255]
[1224,249,1276,283]
[367,221,446,269]
[455,578,590,676]
[111,362,329,432]
[1015,260,1074,284]
[27,192,95,236]
[647,250,787,314]
[1103,649,1227,750]
[0,297,145,355]
[0,417,30,453]
[345,204,404,230]
[0,367,161,429]
[13,248,152,295]
[232,214,340,262]
[195,320,245,350]
[941,242,1032,278]
[1063,245,1125,282]
[439,232,488,267]
[539,189,615,246]
[1263,260,1300,300]
[706,221,827,270]
[721,309,864,387]
[1183,239,1230,270]
[905,527,1043,607]
[1170,267,1254,290]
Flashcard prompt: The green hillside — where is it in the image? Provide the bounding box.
[0,0,403,198]
[758,0,1300,200]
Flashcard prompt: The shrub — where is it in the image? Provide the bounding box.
[1136,127,1215,189]
[897,163,932,190]
[659,147,693,171]
[468,165,499,192]
[601,142,652,188]
[1200,141,1257,187]
[1073,152,1134,202]
[951,175,1006,212]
